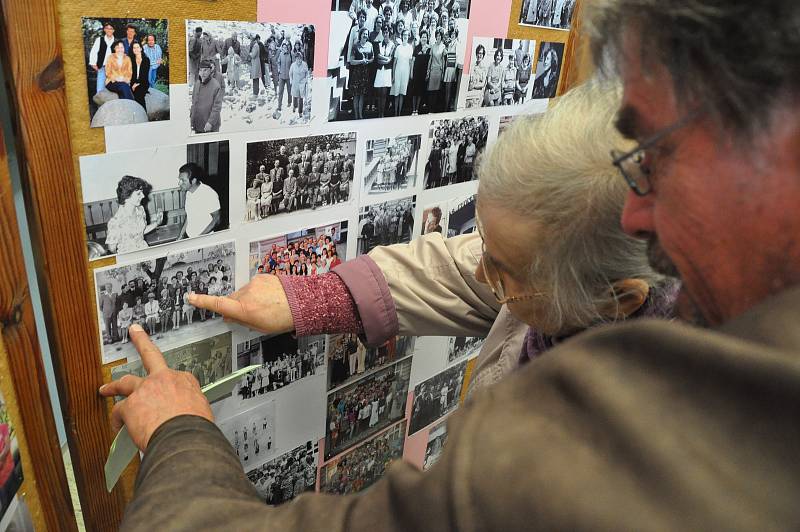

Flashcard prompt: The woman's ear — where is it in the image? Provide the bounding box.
[601,278,650,320]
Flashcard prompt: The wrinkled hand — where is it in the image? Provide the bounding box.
[99,325,213,451]
[188,274,294,334]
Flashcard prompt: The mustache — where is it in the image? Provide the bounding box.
[647,236,680,278]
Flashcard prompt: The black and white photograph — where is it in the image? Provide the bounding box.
[519,0,577,30]
[235,333,326,402]
[186,20,315,134]
[356,196,416,255]
[447,335,484,364]
[218,400,277,470]
[328,0,471,121]
[531,41,565,100]
[94,241,235,363]
[460,38,536,109]
[325,358,412,459]
[81,141,230,260]
[446,194,476,237]
[248,221,348,278]
[245,133,357,222]
[246,441,319,505]
[81,17,170,128]
[424,115,489,189]
[362,135,422,195]
[408,359,467,435]
[328,335,416,391]
[320,421,405,495]
[423,418,448,470]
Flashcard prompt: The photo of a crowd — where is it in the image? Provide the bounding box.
[519,0,577,30]
[325,358,412,459]
[218,400,276,469]
[532,41,565,100]
[446,194,476,237]
[363,135,422,195]
[94,241,235,363]
[461,38,536,109]
[248,222,348,278]
[246,441,319,505]
[357,196,416,255]
[320,421,405,495]
[424,115,489,189]
[81,141,230,259]
[81,17,170,128]
[408,359,467,435]
[235,334,326,401]
[447,335,484,364]
[245,133,357,221]
[328,335,416,391]
[423,418,448,470]
[187,20,315,133]
[328,0,471,120]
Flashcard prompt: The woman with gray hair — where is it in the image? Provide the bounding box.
[190,80,677,392]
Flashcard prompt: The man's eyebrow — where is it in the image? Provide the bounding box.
[615,105,641,140]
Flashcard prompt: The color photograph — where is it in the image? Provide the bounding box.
[248,221,348,277]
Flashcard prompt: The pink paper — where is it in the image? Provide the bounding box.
[258,0,331,77]
[462,0,513,75]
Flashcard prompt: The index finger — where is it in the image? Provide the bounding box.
[129,325,168,374]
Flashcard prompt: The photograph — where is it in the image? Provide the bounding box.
[235,334,326,402]
[532,42,565,100]
[218,400,277,470]
[498,114,522,135]
[519,0,577,30]
[327,0,471,121]
[81,141,230,260]
[420,203,446,236]
[447,335,484,364]
[325,358,412,459]
[408,358,467,435]
[423,418,448,470]
[246,441,319,505]
[363,135,422,195]
[186,20,315,134]
[461,38,536,109]
[356,196,416,255]
[81,17,170,128]
[328,335,416,391]
[94,241,235,363]
[245,133,357,222]
[0,391,23,525]
[423,115,489,189]
[446,194,476,237]
[248,221,348,278]
[320,421,405,495]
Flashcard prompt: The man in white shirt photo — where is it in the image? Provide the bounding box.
[177,162,221,240]
[88,21,116,94]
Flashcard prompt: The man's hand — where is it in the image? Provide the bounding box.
[188,274,294,334]
[99,325,213,451]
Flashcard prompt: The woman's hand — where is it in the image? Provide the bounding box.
[132,83,139,91]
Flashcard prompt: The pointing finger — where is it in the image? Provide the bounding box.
[129,325,168,374]
[99,374,143,398]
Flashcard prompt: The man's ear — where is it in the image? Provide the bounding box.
[600,278,650,320]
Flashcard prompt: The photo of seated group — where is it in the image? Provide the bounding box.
[94,241,235,363]
[320,421,406,495]
[248,221,347,278]
[218,400,276,470]
[81,17,170,128]
[246,441,319,506]
[81,141,230,259]
[235,333,326,403]
[460,38,537,109]
[245,133,357,222]
[186,20,315,134]
[356,196,416,255]
[424,115,489,189]
[325,358,412,460]
[447,335,484,364]
[408,358,468,435]
[362,134,422,195]
[328,0,472,120]
[327,334,416,391]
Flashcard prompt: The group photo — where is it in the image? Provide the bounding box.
[356,196,416,255]
[248,221,348,278]
[93,241,235,363]
[327,335,416,391]
[325,358,412,459]
[362,135,422,195]
[328,0,471,121]
[319,421,406,495]
[423,418,448,470]
[445,194,475,237]
[408,359,467,435]
[81,17,170,128]
[186,20,315,134]
[245,133,357,222]
[81,141,230,259]
[460,38,537,109]
[531,41,565,99]
[423,115,489,189]
[246,441,318,505]
[447,335,484,364]
[518,0,577,30]
[218,400,277,469]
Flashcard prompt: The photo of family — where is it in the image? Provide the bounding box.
[356,196,416,255]
[81,17,170,128]
[246,441,318,505]
[248,221,348,278]
[532,42,565,99]
[424,115,489,189]
[186,20,315,134]
[408,359,467,435]
[447,335,484,364]
[94,241,235,363]
[328,0,471,120]
[362,135,422,195]
[460,38,536,109]
[218,400,277,470]
[519,0,577,31]
[327,335,415,391]
[245,133,357,222]
[81,141,230,260]
[423,418,448,470]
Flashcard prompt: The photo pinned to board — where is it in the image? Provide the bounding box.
[327,335,416,392]
[246,440,319,505]
[356,195,416,255]
[248,221,348,278]
[423,115,489,190]
[518,0,578,31]
[532,41,565,100]
[408,358,468,435]
[460,37,537,109]
[362,134,423,197]
[218,399,277,471]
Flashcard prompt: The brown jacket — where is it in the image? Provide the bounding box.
[121,286,800,531]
